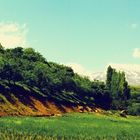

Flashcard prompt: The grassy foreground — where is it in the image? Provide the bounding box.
[0,113,140,140]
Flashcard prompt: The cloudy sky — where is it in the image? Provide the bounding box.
[0,0,140,75]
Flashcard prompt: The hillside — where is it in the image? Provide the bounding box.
[0,46,110,116]
[0,81,100,116]
[0,46,139,116]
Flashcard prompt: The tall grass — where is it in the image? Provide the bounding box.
[0,113,140,140]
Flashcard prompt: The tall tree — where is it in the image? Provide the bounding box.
[106,66,114,90]
[0,43,4,54]
[106,66,130,109]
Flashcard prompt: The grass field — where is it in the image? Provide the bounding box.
[0,113,140,140]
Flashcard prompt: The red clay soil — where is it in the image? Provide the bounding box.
[0,95,100,117]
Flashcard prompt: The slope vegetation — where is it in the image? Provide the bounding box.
[0,46,110,116]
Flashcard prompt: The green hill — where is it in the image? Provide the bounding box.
[0,46,139,116]
[0,46,111,116]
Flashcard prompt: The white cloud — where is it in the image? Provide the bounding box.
[131,23,138,29]
[108,63,140,72]
[66,63,93,79]
[133,48,140,58]
[0,22,28,48]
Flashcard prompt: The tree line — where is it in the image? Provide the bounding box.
[0,45,138,115]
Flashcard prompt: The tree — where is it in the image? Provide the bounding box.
[0,59,23,83]
[106,65,114,90]
[0,43,4,54]
[34,62,50,92]
[23,48,46,62]
[0,57,5,79]
[11,47,23,57]
[110,70,119,99]
[106,66,130,109]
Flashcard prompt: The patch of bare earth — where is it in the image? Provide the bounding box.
[0,94,102,117]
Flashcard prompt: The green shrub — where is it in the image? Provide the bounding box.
[127,103,140,116]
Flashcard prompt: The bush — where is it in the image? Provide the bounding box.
[127,103,140,116]
[111,100,128,110]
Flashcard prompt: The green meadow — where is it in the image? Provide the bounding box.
[0,113,140,140]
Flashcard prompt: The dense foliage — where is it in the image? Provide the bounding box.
[0,46,139,114]
[0,46,111,109]
[127,86,140,115]
[106,66,130,109]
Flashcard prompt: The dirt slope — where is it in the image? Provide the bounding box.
[0,94,96,117]
[0,83,97,117]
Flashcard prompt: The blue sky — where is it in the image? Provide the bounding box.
[0,0,140,74]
